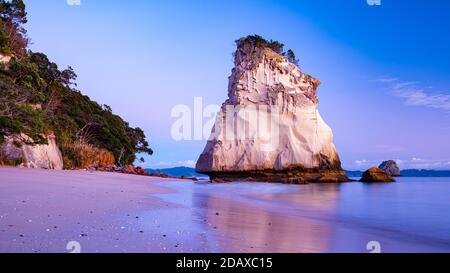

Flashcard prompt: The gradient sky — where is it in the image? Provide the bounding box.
[23,0,450,170]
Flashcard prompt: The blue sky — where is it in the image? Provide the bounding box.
[24,0,450,170]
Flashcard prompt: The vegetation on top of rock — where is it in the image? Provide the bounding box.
[286,49,299,66]
[235,35,300,66]
[0,0,153,167]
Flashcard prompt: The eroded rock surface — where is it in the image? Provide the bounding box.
[0,133,63,170]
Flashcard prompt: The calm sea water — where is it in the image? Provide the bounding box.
[154,177,450,253]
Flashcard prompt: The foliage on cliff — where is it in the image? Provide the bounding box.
[235,35,300,66]
[0,0,153,166]
[62,141,115,170]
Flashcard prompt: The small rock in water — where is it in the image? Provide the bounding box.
[360,167,395,183]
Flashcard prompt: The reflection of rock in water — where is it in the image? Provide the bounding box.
[259,183,342,210]
[193,184,342,252]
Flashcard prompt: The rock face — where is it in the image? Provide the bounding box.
[196,38,349,183]
[378,160,401,177]
[0,133,63,170]
[360,167,395,183]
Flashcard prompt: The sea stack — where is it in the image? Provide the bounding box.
[196,35,349,183]
[379,160,401,177]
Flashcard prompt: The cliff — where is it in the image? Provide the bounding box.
[196,35,349,183]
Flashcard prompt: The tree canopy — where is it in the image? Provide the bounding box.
[0,0,28,57]
[235,35,300,66]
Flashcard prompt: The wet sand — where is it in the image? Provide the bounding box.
[1,167,450,253]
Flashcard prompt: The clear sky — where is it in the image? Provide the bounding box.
[24,0,450,170]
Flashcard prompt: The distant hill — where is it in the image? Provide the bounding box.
[346,169,450,178]
[145,168,450,179]
[345,170,363,177]
[400,169,450,177]
[146,167,208,178]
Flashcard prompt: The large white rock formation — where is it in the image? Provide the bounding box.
[0,133,64,170]
[196,39,348,183]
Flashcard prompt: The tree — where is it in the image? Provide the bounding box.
[29,52,61,85]
[0,0,27,25]
[102,104,112,113]
[9,58,46,93]
[286,49,299,66]
[0,0,28,57]
[267,40,285,55]
[60,66,77,88]
[132,127,154,156]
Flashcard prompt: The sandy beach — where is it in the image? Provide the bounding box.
[0,167,185,252]
[1,167,450,253]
